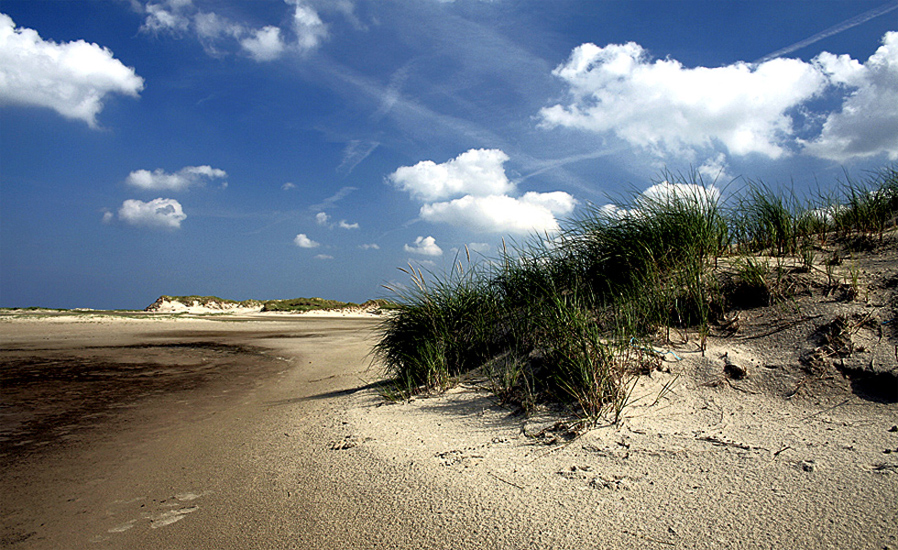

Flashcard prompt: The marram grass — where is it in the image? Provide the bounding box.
[374,165,898,424]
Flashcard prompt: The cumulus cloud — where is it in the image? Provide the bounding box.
[420,193,575,234]
[126,165,227,191]
[540,34,898,162]
[282,182,296,190]
[316,212,330,225]
[118,198,186,229]
[404,236,443,256]
[294,233,320,248]
[389,148,515,202]
[288,0,328,53]
[803,32,898,161]
[338,220,359,230]
[390,149,577,235]
[0,13,144,127]
[240,26,285,62]
[639,181,721,207]
[599,181,721,220]
[359,243,380,250]
[540,42,825,159]
[138,0,327,61]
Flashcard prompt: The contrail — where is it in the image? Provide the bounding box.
[754,0,898,64]
[516,147,628,184]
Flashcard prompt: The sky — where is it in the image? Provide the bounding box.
[1,0,897,309]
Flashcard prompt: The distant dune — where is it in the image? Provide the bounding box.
[144,295,393,316]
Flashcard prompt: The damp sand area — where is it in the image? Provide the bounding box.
[1,314,380,549]
[2,312,897,549]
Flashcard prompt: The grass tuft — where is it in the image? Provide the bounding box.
[373,165,898,424]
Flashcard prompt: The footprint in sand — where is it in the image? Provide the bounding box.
[148,506,198,529]
[107,519,137,533]
[105,491,210,534]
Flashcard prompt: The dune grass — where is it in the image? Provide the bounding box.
[261,297,357,312]
[374,165,898,423]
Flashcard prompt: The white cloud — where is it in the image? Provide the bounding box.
[101,211,114,224]
[338,220,359,230]
[391,148,577,235]
[139,0,328,62]
[316,212,330,225]
[599,181,722,220]
[294,233,320,248]
[288,0,328,53]
[389,148,514,201]
[404,236,443,256]
[0,13,144,127]
[126,165,227,191]
[466,242,491,254]
[803,31,898,161]
[639,181,721,207]
[282,182,296,190]
[118,198,186,229]
[240,26,285,62]
[194,11,242,41]
[420,192,575,235]
[540,41,827,159]
[359,243,380,250]
[315,254,333,260]
[141,0,191,34]
[697,153,733,184]
[540,34,898,163]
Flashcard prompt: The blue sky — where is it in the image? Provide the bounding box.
[1,0,896,309]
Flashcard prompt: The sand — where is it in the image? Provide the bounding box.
[1,311,897,549]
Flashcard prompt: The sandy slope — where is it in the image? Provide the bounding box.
[1,312,896,549]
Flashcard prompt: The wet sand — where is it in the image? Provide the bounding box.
[1,314,385,548]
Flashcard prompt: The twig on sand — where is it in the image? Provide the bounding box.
[737,314,822,340]
[487,471,525,490]
[772,445,792,459]
[695,435,756,451]
[798,398,850,422]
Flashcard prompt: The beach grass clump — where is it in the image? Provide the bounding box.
[563,173,728,336]
[374,165,897,423]
[535,293,633,423]
[373,262,501,396]
[732,182,806,256]
[833,166,898,238]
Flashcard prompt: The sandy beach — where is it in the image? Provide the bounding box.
[1,311,896,549]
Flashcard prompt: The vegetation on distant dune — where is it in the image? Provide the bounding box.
[374,165,898,425]
[261,297,356,312]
